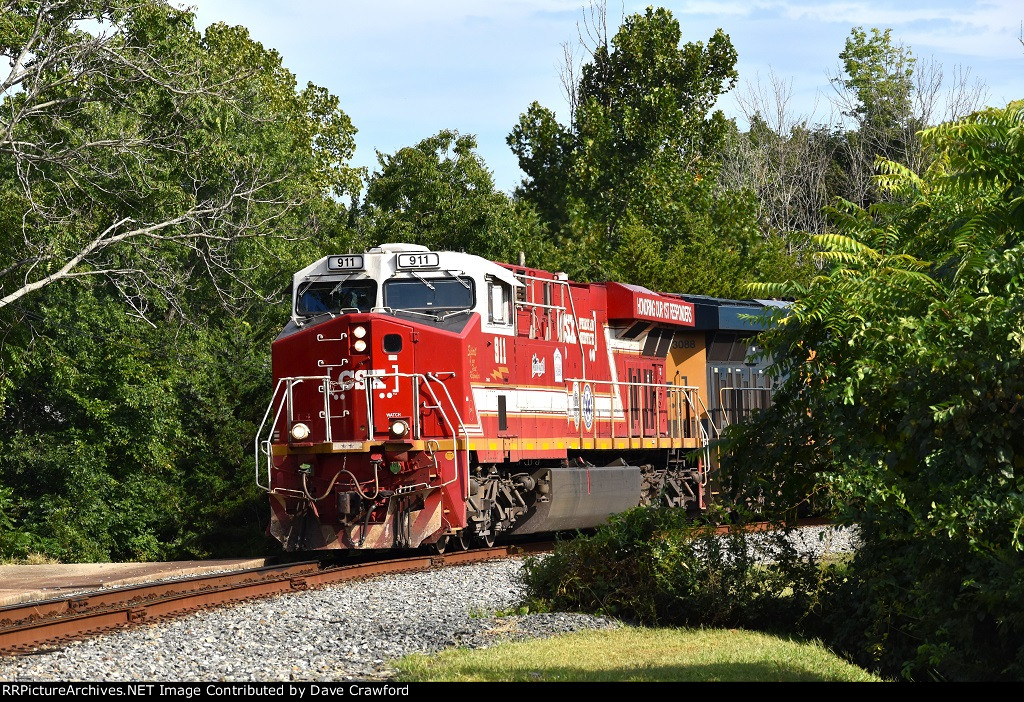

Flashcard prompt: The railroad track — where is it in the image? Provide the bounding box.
[0,519,831,656]
[0,543,551,656]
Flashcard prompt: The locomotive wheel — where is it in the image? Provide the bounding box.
[431,535,449,554]
[454,531,470,551]
[479,529,495,548]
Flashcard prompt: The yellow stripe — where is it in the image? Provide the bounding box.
[272,435,702,456]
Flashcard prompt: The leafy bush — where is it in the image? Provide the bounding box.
[727,101,1024,681]
[522,507,835,633]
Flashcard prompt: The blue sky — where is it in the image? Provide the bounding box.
[188,1,1022,194]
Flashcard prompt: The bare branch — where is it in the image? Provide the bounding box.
[559,41,580,124]
[0,0,334,322]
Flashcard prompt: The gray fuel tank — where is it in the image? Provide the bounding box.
[511,465,642,535]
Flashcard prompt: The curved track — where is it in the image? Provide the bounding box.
[0,519,831,656]
[0,543,550,655]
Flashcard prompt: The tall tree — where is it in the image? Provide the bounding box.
[509,6,804,295]
[0,0,360,320]
[829,27,917,206]
[360,130,543,264]
[509,7,738,240]
[0,1,361,562]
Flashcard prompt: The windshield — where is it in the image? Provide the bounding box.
[296,279,377,316]
[384,277,474,314]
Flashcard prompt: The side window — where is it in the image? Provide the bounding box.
[488,280,511,325]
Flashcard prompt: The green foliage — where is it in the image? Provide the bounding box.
[829,26,931,208]
[506,103,574,231]
[839,27,916,144]
[1,282,288,561]
[0,0,359,320]
[0,1,356,562]
[723,101,1024,680]
[521,507,831,632]
[360,130,544,265]
[508,6,808,294]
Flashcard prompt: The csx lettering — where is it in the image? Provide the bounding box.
[561,316,576,344]
[338,370,385,389]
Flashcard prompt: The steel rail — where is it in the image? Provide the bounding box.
[0,543,551,655]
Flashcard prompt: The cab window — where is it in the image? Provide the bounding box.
[383,278,474,313]
[296,279,377,316]
[488,280,511,324]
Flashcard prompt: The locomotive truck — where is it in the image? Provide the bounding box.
[256,243,777,551]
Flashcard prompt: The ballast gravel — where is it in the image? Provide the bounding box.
[0,525,857,682]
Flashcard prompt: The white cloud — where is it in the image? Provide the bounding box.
[671,0,1023,58]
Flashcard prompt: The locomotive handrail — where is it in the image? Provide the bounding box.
[693,391,720,440]
[717,385,775,428]
[563,287,589,435]
[512,272,568,341]
[424,372,472,502]
[255,377,288,491]
[513,272,588,389]
[563,377,707,446]
[254,375,331,492]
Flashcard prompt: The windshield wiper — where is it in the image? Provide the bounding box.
[410,272,435,290]
[330,273,356,295]
[446,270,471,289]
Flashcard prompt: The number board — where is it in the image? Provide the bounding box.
[327,255,364,271]
[396,252,440,269]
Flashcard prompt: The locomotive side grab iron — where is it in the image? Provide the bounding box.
[256,244,773,551]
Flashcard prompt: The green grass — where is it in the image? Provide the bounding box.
[393,626,883,682]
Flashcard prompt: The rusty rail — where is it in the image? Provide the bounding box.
[0,542,551,655]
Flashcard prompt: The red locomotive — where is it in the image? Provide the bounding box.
[256,244,776,551]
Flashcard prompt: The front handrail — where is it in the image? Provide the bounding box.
[257,371,465,516]
[360,371,467,504]
[254,375,330,492]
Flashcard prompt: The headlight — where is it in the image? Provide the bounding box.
[352,326,367,339]
[290,422,311,441]
[389,419,409,438]
[353,339,367,352]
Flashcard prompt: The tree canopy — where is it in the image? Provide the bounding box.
[359,130,542,264]
[0,0,359,561]
[0,0,360,320]
[508,6,807,295]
